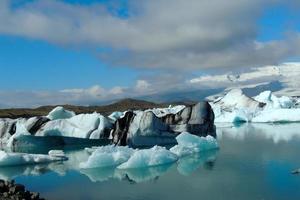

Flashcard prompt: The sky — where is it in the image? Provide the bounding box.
[0,0,300,108]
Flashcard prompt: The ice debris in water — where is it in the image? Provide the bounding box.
[47,106,76,120]
[48,150,66,158]
[170,132,219,157]
[80,132,218,169]
[0,150,67,167]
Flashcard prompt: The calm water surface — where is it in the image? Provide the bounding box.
[2,123,300,200]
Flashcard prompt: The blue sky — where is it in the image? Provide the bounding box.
[0,0,300,107]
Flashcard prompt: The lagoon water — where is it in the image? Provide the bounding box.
[2,123,300,200]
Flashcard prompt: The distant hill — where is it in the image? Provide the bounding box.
[0,98,171,119]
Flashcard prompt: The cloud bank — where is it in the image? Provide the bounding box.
[1,0,300,70]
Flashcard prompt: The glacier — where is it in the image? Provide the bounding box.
[210,89,300,123]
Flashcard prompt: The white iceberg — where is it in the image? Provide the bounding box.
[108,111,126,122]
[146,105,186,118]
[79,145,135,169]
[210,89,300,123]
[117,146,178,169]
[36,112,110,139]
[170,132,219,157]
[80,131,218,169]
[254,90,294,109]
[47,106,76,120]
[0,150,67,167]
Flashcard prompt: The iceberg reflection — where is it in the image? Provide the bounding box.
[177,150,218,176]
[217,123,300,143]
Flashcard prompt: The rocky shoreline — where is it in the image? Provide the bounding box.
[0,180,44,200]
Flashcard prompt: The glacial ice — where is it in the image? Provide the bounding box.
[170,132,219,157]
[79,145,136,169]
[80,132,217,169]
[108,111,126,122]
[117,146,178,169]
[0,150,67,167]
[211,89,300,123]
[146,105,186,118]
[36,112,110,139]
[47,106,76,120]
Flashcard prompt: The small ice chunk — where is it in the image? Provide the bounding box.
[47,106,76,120]
[117,146,178,169]
[0,150,67,167]
[108,111,126,122]
[79,145,135,169]
[48,150,66,158]
[170,132,219,157]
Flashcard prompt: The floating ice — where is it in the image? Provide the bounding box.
[79,145,136,169]
[211,89,300,123]
[118,146,178,169]
[0,150,67,167]
[254,91,293,109]
[108,111,126,122]
[36,112,110,139]
[170,132,219,157]
[48,150,66,158]
[146,105,186,118]
[47,106,76,120]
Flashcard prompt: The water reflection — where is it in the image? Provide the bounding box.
[79,150,218,183]
[177,150,217,176]
[217,123,300,143]
[0,148,218,183]
[0,162,65,180]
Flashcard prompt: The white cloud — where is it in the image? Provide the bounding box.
[1,0,299,70]
[189,62,300,96]
[135,80,150,92]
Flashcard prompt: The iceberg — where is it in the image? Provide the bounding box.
[79,145,135,169]
[108,111,126,122]
[112,102,216,147]
[47,106,76,120]
[145,105,186,118]
[0,150,67,167]
[36,113,110,139]
[210,89,300,123]
[117,146,178,169]
[1,102,216,149]
[170,132,219,157]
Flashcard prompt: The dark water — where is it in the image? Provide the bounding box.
[2,123,300,200]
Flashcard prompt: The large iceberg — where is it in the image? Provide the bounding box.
[210,89,300,123]
[1,102,216,149]
[0,150,67,167]
[112,102,216,147]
